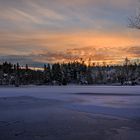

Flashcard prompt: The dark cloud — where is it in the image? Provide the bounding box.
[0,45,140,67]
[0,55,44,68]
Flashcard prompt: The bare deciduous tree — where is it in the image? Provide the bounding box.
[129,12,140,29]
[128,1,140,30]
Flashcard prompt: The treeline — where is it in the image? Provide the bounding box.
[0,59,140,86]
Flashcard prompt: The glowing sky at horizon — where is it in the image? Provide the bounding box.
[0,0,140,67]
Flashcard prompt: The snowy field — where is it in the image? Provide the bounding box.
[0,86,140,140]
[0,86,140,117]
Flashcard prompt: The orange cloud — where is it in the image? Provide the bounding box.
[0,29,139,56]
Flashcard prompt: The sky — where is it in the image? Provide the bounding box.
[0,0,140,67]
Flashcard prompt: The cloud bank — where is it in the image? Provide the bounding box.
[0,0,140,66]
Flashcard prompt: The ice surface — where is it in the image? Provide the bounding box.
[0,86,140,118]
[0,85,140,96]
[0,86,140,140]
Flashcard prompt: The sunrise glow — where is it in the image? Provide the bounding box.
[0,0,140,67]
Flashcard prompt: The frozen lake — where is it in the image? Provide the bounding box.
[0,86,140,140]
[0,86,140,118]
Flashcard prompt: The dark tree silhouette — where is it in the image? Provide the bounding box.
[129,4,140,30]
[0,58,140,86]
[129,14,140,29]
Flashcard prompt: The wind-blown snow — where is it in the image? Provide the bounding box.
[0,85,140,96]
[0,86,140,118]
